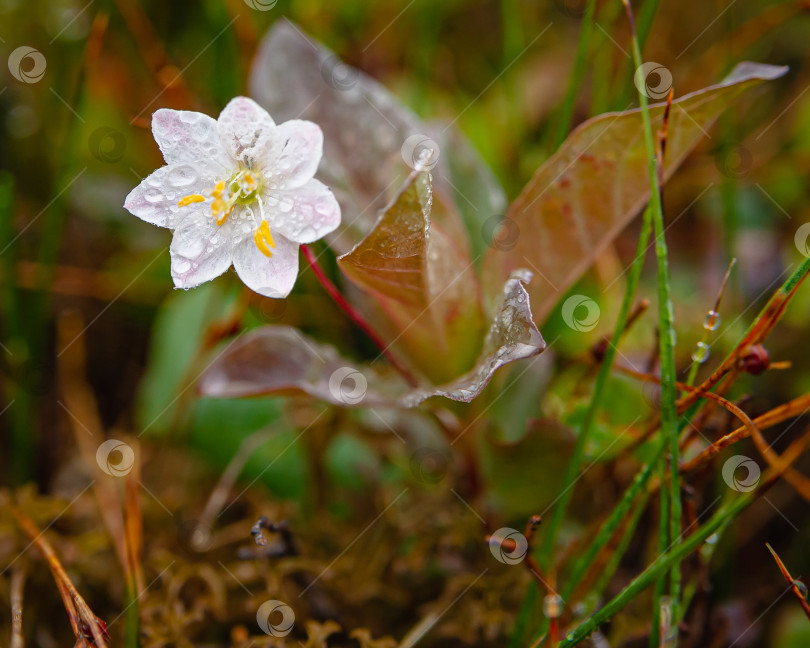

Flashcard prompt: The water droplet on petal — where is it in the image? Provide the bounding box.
[167,165,198,187]
[144,187,163,203]
[174,257,191,273]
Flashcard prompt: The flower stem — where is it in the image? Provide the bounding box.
[300,244,419,387]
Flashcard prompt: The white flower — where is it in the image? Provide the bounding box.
[124,97,341,298]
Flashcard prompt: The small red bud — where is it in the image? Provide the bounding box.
[740,344,770,375]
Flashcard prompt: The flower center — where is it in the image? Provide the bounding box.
[177,169,278,258]
[178,169,262,226]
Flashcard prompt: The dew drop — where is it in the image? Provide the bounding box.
[794,579,809,600]
[178,238,205,258]
[703,310,721,331]
[167,165,198,187]
[299,226,317,241]
[279,199,293,213]
[691,341,710,364]
[174,257,191,273]
[144,187,163,203]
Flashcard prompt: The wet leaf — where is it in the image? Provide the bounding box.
[137,283,233,435]
[400,270,546,407]
[482,62,788,321]
[337,160,484,382]
[248,20,503,259]
[198,272,544,408]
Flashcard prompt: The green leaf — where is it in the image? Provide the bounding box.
[191,397,310,501]
[136,283,225,435]
[325,433,382,490]
[482,62,788,322]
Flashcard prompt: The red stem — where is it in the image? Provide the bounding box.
[300,244,419,387]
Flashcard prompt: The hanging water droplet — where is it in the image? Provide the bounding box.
[794,579,809,600]
[691,341,710,363]
[299,225,317,242]
[704,309,721,331]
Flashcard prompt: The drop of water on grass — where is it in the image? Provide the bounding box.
[704,310,721,331]
[691,341,710,363]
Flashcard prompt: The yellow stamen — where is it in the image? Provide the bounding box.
[242,171,258,193]
[210,180,234,226]
[253,221,276,258]
[177,194,205,207]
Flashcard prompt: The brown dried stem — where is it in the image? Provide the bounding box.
[9,502,109,648]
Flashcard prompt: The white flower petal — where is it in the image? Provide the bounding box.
[124,163,220,228]
[152,109,231,169]
[170,209,234,289]
[217,97,276,168]
[232,230,299,298]
[265,179,341,244]
[266,120,323,188]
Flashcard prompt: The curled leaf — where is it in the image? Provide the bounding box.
[198,272,544,408]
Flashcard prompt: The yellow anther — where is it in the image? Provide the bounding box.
[210,180,235,226]
[253,220,276,258]
[178,194,205,207]
[242,172,258,193]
